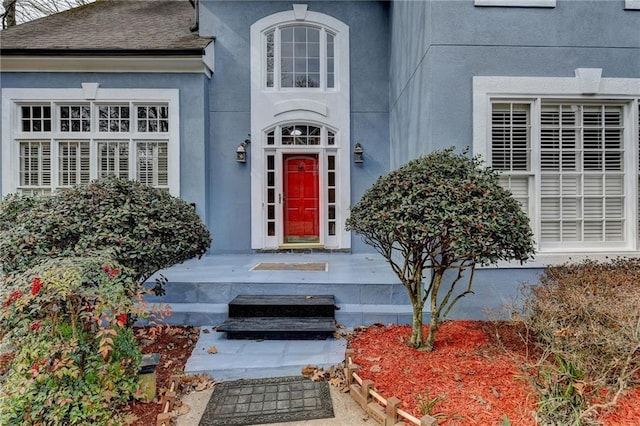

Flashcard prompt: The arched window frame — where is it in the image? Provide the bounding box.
[264,24,337,91]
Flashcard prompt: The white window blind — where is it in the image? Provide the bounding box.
[136,141,168,189]
[19,141,51,195]
[98,141,129,179]
[491,101,631,248]
[491,103,530,171]
[58,141,90,187]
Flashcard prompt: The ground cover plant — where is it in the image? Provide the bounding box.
[521,258,640,425]
[0,257,144,425]
[346,148,534,351]
[0,176,211,294]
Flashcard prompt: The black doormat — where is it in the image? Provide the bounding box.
[199,376,334,426]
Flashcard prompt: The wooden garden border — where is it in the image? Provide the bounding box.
[345,349,438,426]
[156,374,181,426]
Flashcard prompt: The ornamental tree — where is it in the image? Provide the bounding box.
[0,176,211,293]
[346,148,534,351]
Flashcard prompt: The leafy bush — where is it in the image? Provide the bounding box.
[0,256,145,425]
[522,258,640,425]
[346,148,534,351]
[0,177,212,290]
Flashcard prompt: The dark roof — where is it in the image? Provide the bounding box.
[0,0,211,55]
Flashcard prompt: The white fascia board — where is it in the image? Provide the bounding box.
[0,56,210,75]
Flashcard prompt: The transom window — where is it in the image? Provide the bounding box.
[99,105,130,132]
[21,105,51,132]
[490,100,637,250]
[265,24,336,89]
[266,124,336,146]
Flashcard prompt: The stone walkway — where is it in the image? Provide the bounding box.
[176,326,372,425]
[184,326,348,381]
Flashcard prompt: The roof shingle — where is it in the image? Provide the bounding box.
[0,0,211,54]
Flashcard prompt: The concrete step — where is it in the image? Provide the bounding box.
[217,317,336,340]
[228,294,336,318]
[184,326,347,381]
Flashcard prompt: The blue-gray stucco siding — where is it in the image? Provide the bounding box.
[387,0,639,301]
[389,0,640,167]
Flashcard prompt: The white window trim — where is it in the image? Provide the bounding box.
[625,0,640,10]
[2,85,180,196]
[473,70,640,267]
[250,5,351,250]
[475,0,556,7]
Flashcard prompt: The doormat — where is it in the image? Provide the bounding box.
[251,262,328,272]
[199,376,334,426]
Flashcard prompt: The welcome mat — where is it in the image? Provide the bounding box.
[199,376,334,426]
[251,262,328,272]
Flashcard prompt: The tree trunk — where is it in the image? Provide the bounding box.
[406,269,424,348]
[423,269,444,352]
[424,306,439,352]
[409,299,424,348]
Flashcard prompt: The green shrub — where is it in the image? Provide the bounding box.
[0,256,144,425]
[346,148,534,351]
[0,176,212,292]
[522,258,640,425]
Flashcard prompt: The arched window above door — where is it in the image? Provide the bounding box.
[265,25,335,89]
[266,124,336,146]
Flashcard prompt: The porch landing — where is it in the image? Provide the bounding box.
[146,252,414,328]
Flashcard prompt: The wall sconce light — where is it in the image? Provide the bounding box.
[236,135,251,163]
[353,142,364,164]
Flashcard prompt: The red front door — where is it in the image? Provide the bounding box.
[283,154,319,243]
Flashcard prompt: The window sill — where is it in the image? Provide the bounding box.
[625,0,640,10]
[481,251,640,269]
[475,0,556,7]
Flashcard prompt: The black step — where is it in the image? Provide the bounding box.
[217,317,336,340]
[228,295,336,318]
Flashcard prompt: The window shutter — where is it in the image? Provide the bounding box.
[499,175,529,212]
[59,141,90,187]
[539,104,625,244]
[136,141,168,188]
[19,141,51,195]
[491,103,530,171]
[98,141,129,179]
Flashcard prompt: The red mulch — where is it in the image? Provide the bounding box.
[348,320,640,425]
[4,321,638,425]
[124,325,200,425]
